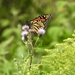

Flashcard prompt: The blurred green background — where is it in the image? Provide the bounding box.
[0,0,75,75]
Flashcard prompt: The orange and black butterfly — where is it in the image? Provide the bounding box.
[26,14,52,34]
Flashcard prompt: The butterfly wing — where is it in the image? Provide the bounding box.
[32,14,51,23]
[30,20,45,34]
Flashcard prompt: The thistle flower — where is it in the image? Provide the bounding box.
[21,31,28,36]
[38,28,45,35]
[21,30,29,41]
[22,25,29,30]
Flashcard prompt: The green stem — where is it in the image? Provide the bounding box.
[28,34,34,71]
[26,33,39,71]
[34,37,39,46]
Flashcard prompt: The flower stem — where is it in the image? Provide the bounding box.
[25,33,39,71]
[27,33,34,71]
[34,37,39,46]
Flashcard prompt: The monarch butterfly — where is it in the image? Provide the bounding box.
[26,14,52,34]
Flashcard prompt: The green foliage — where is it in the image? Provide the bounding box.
[41,37,75,74]
[14,31,75,75]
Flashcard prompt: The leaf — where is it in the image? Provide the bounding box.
[0,19,10,27]
[47,26,63,41]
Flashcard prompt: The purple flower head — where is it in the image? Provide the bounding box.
[21,31,28,41]
[22,25,29,30]
[21,31,28,36]
[38,28,45,35]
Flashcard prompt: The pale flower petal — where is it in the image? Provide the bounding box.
[22,25,29,30]
[38,28,45,35]
[21,31,28,36]
[21,36,24,41]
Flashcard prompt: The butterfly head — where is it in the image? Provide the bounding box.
[43,14,52,20]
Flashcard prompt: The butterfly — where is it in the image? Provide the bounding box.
[26,14,52,35]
